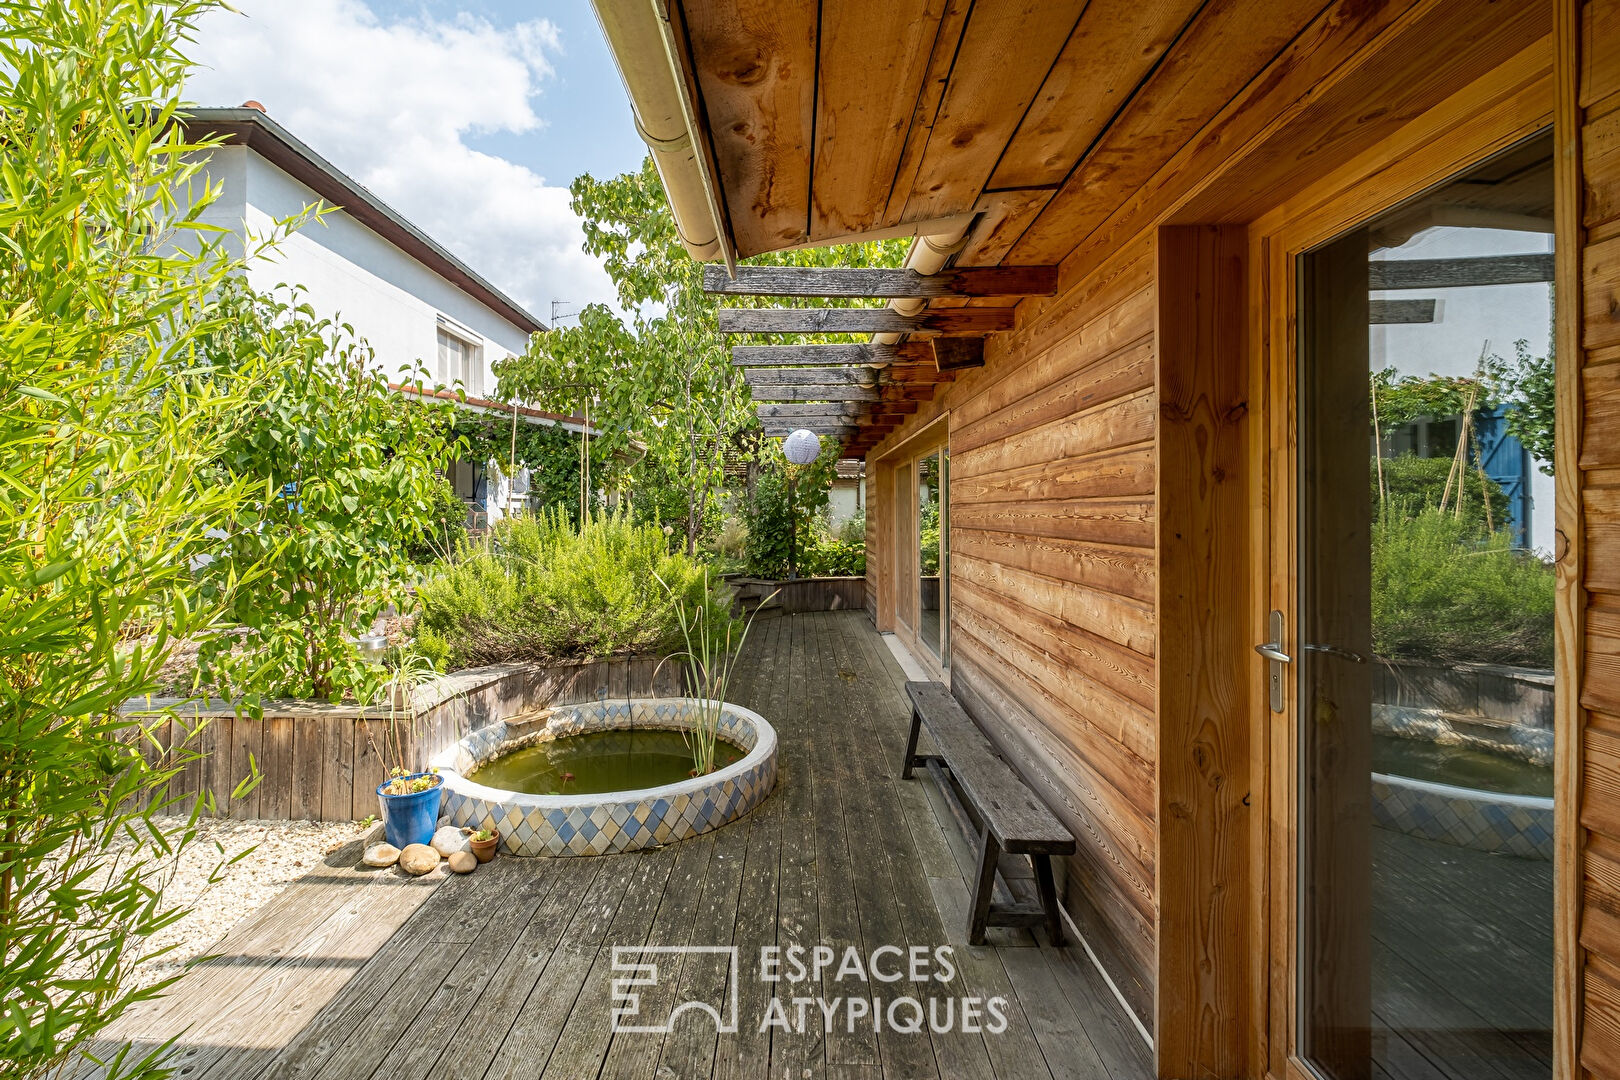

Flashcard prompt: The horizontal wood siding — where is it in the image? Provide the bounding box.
[874,233,1158,1024]
[1576,1,1620,1074]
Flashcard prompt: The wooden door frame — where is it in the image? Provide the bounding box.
[1243,44,1558,1080]
[873,415,951,680]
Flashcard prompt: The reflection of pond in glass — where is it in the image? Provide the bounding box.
[1372,732,1550,797]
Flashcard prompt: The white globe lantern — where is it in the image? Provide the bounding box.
[782,428,821,465]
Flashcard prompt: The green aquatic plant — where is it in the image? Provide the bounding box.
[656,570,772,777]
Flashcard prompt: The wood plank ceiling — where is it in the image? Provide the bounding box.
[672,0,1408,455]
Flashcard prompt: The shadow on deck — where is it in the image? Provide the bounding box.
[78,611,1153,1080]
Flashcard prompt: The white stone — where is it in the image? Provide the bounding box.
[447,850,476,874]
[362,842,400,868]
[398,844,440,876]
[431,825,470,857]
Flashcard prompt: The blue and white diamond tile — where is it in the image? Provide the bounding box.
[428,698,778,857]
[1371,772,1553,860]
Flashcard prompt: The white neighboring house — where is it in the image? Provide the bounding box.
[181,103,586,516]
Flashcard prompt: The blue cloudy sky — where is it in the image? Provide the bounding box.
[186,1,650,321]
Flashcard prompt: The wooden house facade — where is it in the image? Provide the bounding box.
[590,0,1619,1076]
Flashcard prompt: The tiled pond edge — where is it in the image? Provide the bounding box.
[1372,772,1554,860]
[431,698,777,856]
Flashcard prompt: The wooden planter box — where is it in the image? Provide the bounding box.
[126,656,681,822]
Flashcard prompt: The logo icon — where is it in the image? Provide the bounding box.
[610,946,740,1034]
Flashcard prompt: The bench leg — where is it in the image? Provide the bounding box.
[1034,855,1063,945]
[901,704,923,779]
[968,826,1001,946]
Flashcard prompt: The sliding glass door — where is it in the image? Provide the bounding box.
[1296,134,1556,1080]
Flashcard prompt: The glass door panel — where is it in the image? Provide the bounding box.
[918,452,942,661]
[894,460,914,637]
[1296,134,1556,1080]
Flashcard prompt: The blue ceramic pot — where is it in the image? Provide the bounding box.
[377,773,443,849]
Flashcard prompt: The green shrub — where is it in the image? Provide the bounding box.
[1372,453,1509,537]
[802,535,866,576]
[409,476,469,564]
[838,511,867,546]
[414,509,737,670]
[194,284,459,703]
[744,451,839,577]
[1372,506,1554,667]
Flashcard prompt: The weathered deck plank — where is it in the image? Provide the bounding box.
[84,612,1150,1080]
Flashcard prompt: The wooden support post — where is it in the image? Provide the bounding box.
[1155,225,1252,1077]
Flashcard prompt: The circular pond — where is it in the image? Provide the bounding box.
[430,698,777,857]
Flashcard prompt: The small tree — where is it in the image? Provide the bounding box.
[194,284,461,703]
[496,157,905,555]
[1485,338,1556,474]
[744,444,839,578]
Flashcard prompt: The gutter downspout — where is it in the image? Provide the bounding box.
[591,0,731,267]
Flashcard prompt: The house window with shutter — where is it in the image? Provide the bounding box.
[435,325,482,397]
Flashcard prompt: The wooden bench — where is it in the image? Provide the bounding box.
[902,681,1076,945]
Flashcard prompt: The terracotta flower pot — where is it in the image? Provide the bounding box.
[469,832,499,862]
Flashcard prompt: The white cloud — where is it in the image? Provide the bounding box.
[185,0,614,322]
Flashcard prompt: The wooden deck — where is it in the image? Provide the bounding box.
[82,611,1151,1080]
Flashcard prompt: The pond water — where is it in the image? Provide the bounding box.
[1372,732,1552,797]
[466,729,746,795]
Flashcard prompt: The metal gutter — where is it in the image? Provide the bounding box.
[589,0,734,268]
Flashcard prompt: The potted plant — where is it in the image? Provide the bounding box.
[377,768,443,849]
[367,651,448,849]
[469,827,499,862]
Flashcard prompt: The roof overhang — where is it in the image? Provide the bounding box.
[181,107,548,337]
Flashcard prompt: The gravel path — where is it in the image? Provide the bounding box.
[131,818,371,987]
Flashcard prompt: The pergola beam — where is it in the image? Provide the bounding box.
[703,264,1058,299]
[1369,298,1436,324]
[731,343,933,366]
[932,337,985,371]
[761,423,858,437]
[743,367,877,387]
[755,402,863,418]
[748,385,880,402]
[1369,252,1553,290]
[718,307,1013,335]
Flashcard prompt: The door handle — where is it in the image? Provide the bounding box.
[1258,610,1288,713]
